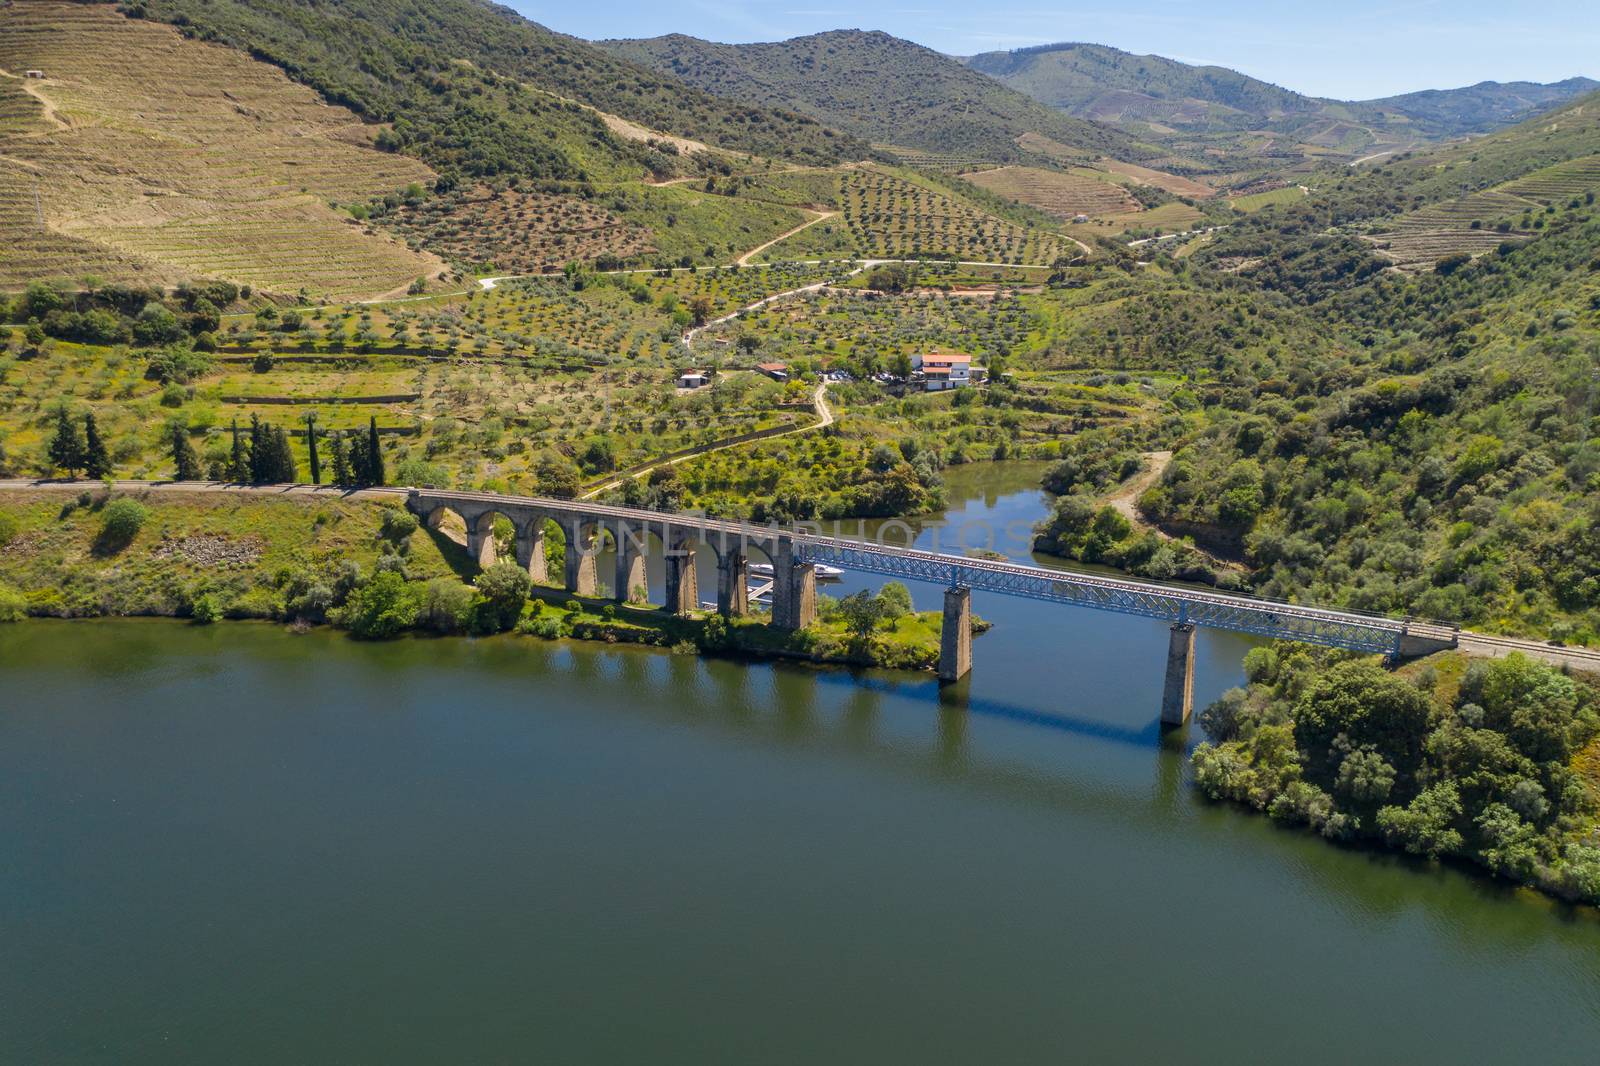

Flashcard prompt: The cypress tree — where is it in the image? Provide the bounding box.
[273,425,298,483]
[366,416,384,487]
[305,412,321,485]
[171,422,201,480]
[248,414,266,484]
[329,431,351,485]
[228,418,249,483]
[47,408,85,476]
[82,413,111,480]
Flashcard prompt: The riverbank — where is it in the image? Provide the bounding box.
[1192,644,1600,908]
[0,486,976,673]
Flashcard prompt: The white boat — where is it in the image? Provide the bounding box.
[747,562,843,580]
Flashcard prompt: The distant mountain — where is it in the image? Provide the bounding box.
[1361,78,1600,137]
[596,30,1148,163]
[964,42,1316,130]
[963,42,1597,142]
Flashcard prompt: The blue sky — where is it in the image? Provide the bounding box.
[509,1,1598,100]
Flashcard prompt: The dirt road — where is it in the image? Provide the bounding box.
[736,209,838,267]
[578,381,832,500]
[1106,450,1171,526]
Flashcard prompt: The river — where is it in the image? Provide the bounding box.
[3,463,1598,1063]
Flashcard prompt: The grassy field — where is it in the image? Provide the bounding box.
[0,488,459,618]
[0,1,440,299]
[1228,186,1308,212]
[1095,159,1216,199]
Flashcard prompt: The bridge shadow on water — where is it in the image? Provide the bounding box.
[803,666,1169,751]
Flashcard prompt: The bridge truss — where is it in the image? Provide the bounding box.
[796,537,1407,656]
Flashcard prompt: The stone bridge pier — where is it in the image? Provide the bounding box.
[1161,623,1197,727]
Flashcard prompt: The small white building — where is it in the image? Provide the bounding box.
[912,352,973,391]
[677,370,709,390]
[25,70,45,80]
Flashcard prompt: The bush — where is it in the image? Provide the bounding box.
[419,578,474,633]
[0,510,16,548]
[0,583,26,622]
[191,594,220,625]
[473,561,532,633]
[96,498,149,553]
[340,571,420,639]
[379,507,419,544]
[521,615,565,639]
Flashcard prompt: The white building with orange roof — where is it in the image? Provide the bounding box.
[912,352,974,391]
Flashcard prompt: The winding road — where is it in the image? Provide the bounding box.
[577,380,832,500]
[736,209,838,267]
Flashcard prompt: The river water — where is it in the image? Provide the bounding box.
[3,463,1598,1063]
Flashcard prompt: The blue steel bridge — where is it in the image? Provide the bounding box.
[794,535,1421,657]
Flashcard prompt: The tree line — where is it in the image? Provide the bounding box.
[42,408,386,488]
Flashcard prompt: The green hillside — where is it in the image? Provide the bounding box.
[1054,89,1600,635]
[116,0,871,179]
[596,30,1148,164]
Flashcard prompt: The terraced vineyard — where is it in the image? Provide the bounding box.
[877,146,999,173]
[0,78,178,289]
[380,185,653,275]
[1498,153,1600,202]
[0,1,439,298]
[1363,185,1561,269]
[959,166,1139,220]
[1095,160,1216,199]
[1012,131,1098,164]
[840,169,1072,264]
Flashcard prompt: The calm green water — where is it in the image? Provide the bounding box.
[3,466,1599,1063]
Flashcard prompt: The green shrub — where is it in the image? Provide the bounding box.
[340,571,420,639]
[473,562,531,633]
[0,583,26,622]
[520,615,565,639]
[0,510,17,548]
[379,507,419,543]
[419,578,474,633]
[191,594,220,625]
[96,498,149,553]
